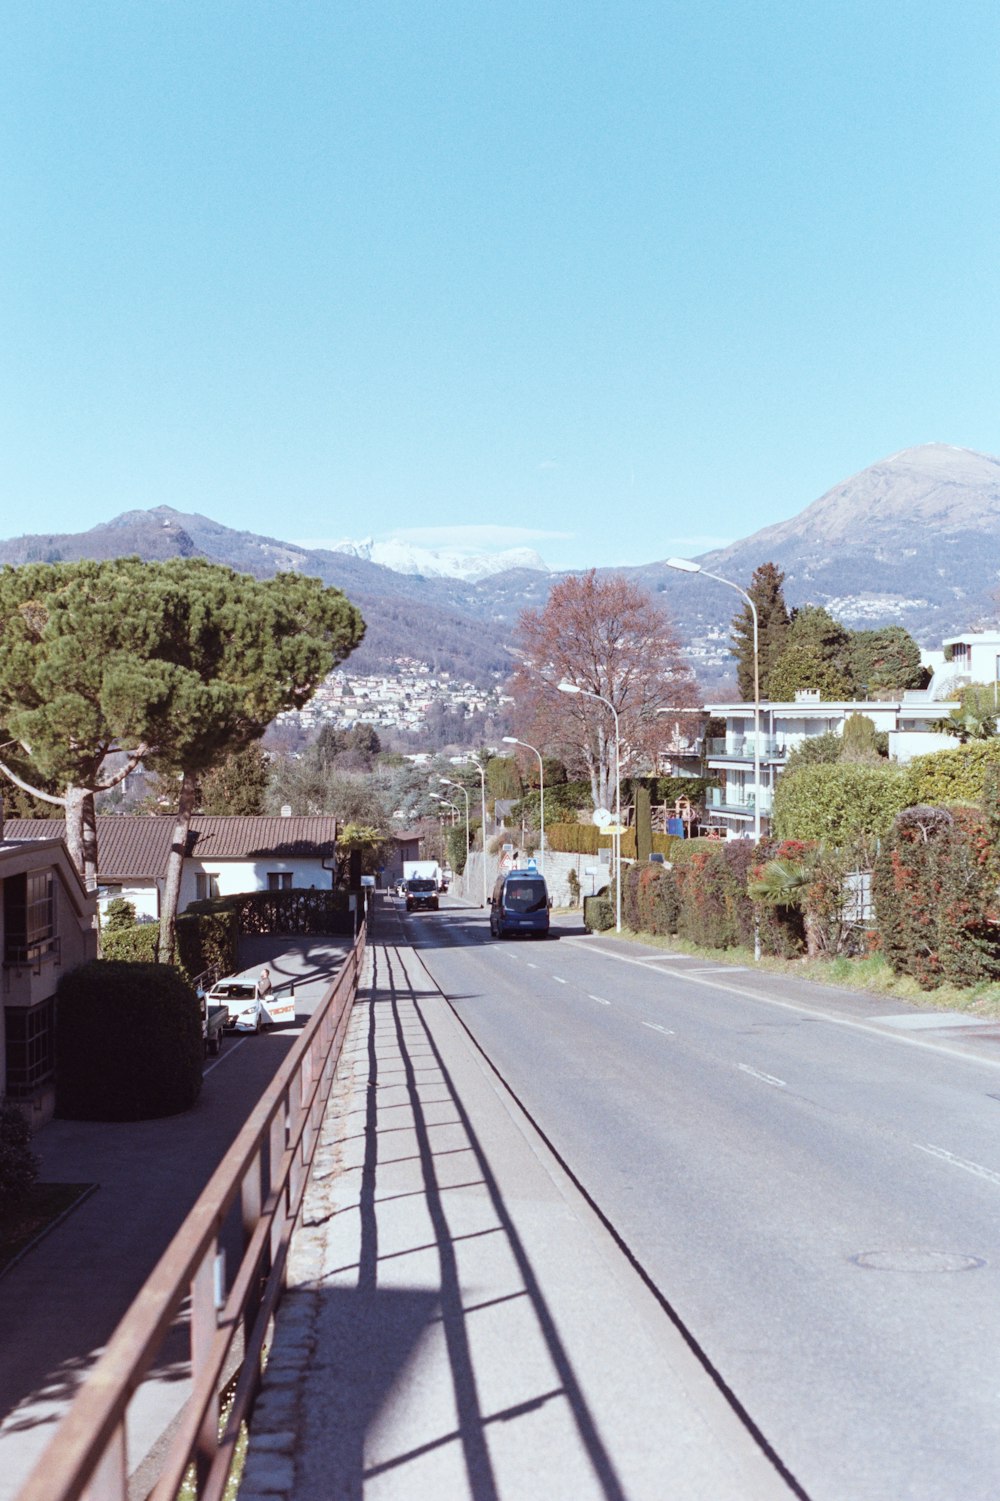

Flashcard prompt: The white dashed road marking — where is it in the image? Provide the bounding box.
[738,1063,786,1089]
[915,1143,1000,1187]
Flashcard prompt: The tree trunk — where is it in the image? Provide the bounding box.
[64,785,89,885]
[804,910,824,959]
[159,771,197,965]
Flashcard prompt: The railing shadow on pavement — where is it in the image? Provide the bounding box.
[289,933,628,1501]
[13,921,368,1501]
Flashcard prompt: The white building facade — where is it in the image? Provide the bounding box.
[703,689,957,840]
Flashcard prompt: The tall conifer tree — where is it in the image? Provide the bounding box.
[730,562,791,699]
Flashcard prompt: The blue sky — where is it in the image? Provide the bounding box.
[2,2,998,571]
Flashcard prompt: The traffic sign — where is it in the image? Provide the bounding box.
[601,823,627,836]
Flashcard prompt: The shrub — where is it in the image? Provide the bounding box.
[0,1099,39,1212]
[446,824,468,876]
[566,869,581,906]
[56,962,203,1121]
[674,843,757,950]
[773,762,911,850]
[906,739,1000,807]
[175,907,239,984]
[101,923,159,963]
[583,895,613,931]
[872,805,1000,989]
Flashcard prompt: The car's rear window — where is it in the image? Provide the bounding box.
[503,879,547,913]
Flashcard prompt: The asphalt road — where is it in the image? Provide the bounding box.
[398,895,1000,1501]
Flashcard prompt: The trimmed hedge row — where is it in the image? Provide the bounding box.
[56,962,203,1121]
[101,923,160,963]
[872,805,1000,989]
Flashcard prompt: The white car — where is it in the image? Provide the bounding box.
[206,977,296,1034]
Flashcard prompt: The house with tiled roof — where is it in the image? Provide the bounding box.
[3,815,339,923]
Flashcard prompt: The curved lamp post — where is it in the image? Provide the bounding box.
[502,735,544,872]
[557,680,621,933]
[665,556,761,959]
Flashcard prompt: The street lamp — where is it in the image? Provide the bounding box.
[557,680,622,933]
[462,758,489,908]
[665,557,761,959]
[502,735,545,872]
[437,777,470,861]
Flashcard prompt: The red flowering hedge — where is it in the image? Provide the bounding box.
[872,805,1000,989]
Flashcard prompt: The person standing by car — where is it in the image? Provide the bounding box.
[256,967,273,1001]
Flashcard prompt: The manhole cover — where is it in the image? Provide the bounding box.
[851,1249,986,1273]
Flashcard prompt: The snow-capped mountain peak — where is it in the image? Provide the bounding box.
[329,536,549,581]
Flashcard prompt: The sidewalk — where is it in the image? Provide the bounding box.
[240,917,798,1501]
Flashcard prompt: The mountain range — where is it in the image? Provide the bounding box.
[2,443,999,694]
[325,536,549,581]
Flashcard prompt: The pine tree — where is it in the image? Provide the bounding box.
[730,563,791,700]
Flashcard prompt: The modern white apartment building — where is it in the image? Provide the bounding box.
[702,689,957,839]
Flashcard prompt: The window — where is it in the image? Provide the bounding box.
[4,871,56,964]
[195,873,220,901]
[267,873,293,890]
[5,997,55,1095]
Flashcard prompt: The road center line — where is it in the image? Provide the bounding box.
[552,976,567,984]
[587,995,610,1005]
[526,962,538,969]
[738,1063,786,1088]
[915,1142,1000,1187]
[641,1022,674,1035]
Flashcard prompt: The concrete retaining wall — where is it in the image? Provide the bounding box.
[452,848,611,910]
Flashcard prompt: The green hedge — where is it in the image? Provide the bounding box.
[175,908,239,984]
[101,923,160,963]
[583,894,614,931]
[872,806,1000,988]
[56,962,203,1121]
[0,1100,39,1212]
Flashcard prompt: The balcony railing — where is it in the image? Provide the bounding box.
[706,786,774,814]
[706,736,786,761]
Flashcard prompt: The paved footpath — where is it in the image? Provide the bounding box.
[240,915,798,1501]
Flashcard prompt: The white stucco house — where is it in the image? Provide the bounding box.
[3,815,339,923]
[702,689,958,840]
[940,630,1000,691]
[1,819,97,1119]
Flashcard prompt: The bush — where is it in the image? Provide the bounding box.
[675,843,757,950]
[906,739,1000,807]
[566,869,581,906]
[101,923,159,963]
[583,895,614,931]
[175,908,239,984]
[56,962,203,1121]
[0,1099,39,1212]
[773,762,911,849]
[446,824,468,876]
[872,805,1000,989]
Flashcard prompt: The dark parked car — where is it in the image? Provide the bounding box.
[405,878,439,912]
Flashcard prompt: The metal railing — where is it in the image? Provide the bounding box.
[705,736,786,760]
[15,919,367,1501]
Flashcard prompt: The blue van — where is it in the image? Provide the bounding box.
[489,869,550,939]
